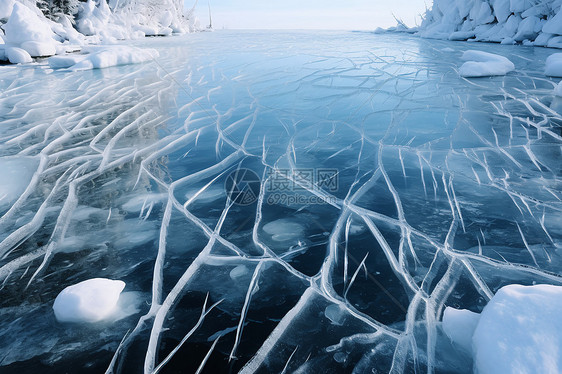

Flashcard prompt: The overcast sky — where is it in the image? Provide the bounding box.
[184,0,429,30]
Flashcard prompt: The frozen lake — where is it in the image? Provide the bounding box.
[0,30,561,373]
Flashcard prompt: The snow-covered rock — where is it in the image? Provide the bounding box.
[6,46,32,64]
[545,53,562,76]
[53,278,126,323]
[443,284,562,374]
[459,50,515,77]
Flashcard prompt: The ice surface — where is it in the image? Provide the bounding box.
[0,31,561,373]
[53,278,126,323]
[459,50,515,77]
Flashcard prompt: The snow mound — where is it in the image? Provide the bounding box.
[443,284,562,374]
[2,2,58,57]
[545,53,562,77]
[53,278,126,323]
[459,50,515,77]
[48,45,159,71]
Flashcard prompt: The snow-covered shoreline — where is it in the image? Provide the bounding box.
[0,0,197,66]
[390,0,562,49]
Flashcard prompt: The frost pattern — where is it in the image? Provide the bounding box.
[0,32,561,373]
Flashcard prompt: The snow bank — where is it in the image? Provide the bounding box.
[443,284,562,374]
[53,278,126,323]
[0,0,195,65]
[415,0,562,48]
[48,45,159,70]
[459,50,515,77]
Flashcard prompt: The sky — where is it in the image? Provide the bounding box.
[184,0,429,30]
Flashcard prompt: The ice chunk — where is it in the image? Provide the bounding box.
[53,278,126,323]
[545,53,562,77]
[473,284,562,374]
[6,46,32,64]
[459,50,515,77]
[442,307,480,354]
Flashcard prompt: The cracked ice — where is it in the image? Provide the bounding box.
[0,31,561,373]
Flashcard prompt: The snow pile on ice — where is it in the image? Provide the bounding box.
[545,53,562,77]
[415,0,562,48]
[48,45,159,70]
[459,50,515,77]
[53,278,126,323]
[443,284,562,374]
